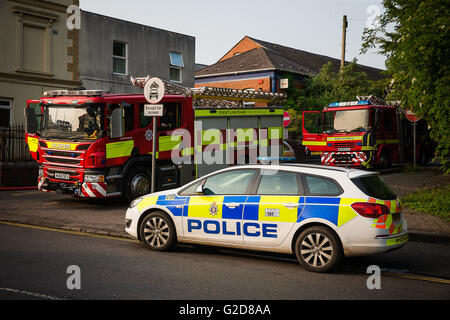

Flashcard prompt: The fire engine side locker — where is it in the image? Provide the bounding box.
[194,107,284,179]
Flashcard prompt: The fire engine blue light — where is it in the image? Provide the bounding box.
[329,102,340,107]
[328,143,333,147]
[357,142,362,146]
[358,100,370,105]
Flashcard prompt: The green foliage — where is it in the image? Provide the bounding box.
[361,0,450,171]
[293,60,387,112]
[401,185,450,222]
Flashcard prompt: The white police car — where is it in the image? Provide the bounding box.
[125,164,408,272]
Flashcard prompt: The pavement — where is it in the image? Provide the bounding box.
[0,167,449,245]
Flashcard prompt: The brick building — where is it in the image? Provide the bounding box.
[195,36,383,104]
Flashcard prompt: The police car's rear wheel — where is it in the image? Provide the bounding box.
[295,226,342,273]
[140,212,176,251]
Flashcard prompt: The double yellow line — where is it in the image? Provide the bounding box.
[0,220,139,243]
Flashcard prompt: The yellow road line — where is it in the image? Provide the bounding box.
[382,272,450,285]
[0,220,139,244]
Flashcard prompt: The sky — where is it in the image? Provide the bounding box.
[80,0,386,70]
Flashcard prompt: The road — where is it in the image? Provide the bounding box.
[0,223,449,301]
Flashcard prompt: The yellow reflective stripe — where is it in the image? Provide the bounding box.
[303,141,327,146]
[187,196,224,218]
[258,196,300,223]
[361,146,377,151]
[159,135,182,152]
[386,234,408,246]
[181,147,194,156]
[337,198,366,227]
[235,128,256,142]
[27,137,39,152]
[194,109,284,117]
[106,140,134,159]
[268,127,282,140]
[136,196,158,211]
[201,129,222,145]
[327,136,363,142]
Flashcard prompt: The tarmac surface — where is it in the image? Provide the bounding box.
[0,167,449,244]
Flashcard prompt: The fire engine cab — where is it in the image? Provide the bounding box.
[302,97,433,168]
[25,81,286,201]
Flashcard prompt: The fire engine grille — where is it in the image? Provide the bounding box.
[333,142,356,148]
[42,149,84,167]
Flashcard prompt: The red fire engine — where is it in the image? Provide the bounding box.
[25,82,286,201]
[302,97,433,168]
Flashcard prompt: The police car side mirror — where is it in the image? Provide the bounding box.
[195,184,204,194]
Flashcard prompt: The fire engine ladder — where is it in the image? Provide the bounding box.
[130,76,286,107]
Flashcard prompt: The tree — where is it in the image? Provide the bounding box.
[295,60,386,111]
[361,0,450,171]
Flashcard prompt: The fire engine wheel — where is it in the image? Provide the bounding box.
[124,166,151,202]
[139,211,176,251]
[294,226,342,273]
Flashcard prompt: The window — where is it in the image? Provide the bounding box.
[113,41,127,74]
[257,170,300,195]
[351,175,397,200]
[304,175,341,196]
[0,100,12,128]
[202,169,256,195]
[169,52,184,83]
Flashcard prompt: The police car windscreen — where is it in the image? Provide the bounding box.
[351,175,397,200]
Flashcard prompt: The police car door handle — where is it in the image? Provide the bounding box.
[225,203,239,209]
[284,203,299,209]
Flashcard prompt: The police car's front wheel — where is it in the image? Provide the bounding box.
[295,226,342,273]
[140,211,176,251]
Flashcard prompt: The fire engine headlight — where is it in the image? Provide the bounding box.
[129,197,144,209]
[84,174,105,183]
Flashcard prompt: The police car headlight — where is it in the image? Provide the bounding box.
[84,174,105,183]
[129,197,143,209]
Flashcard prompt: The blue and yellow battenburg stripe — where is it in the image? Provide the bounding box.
[138,194,367,227]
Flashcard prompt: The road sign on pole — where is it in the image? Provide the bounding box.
[283,111,291,128]
[405,109,421,168]
[144,78,165,104]
[144,77,165,193]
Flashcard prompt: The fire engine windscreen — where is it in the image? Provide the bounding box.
[41,103,105,141]
[323,109,369,133]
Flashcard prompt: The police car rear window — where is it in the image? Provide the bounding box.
[351,175,397,200]
[303,175,341,196]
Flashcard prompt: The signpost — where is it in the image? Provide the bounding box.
[144,78,165,193]
[405,109,421,168]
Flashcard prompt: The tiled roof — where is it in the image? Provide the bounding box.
[196,36,384,80]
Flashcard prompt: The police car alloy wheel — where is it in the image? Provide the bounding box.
[139,211,176,251]
[295,226,342,273]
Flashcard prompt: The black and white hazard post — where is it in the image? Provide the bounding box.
[144,77,165,193]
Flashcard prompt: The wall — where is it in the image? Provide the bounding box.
[0,0,81,126]
[79,11,196,93]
